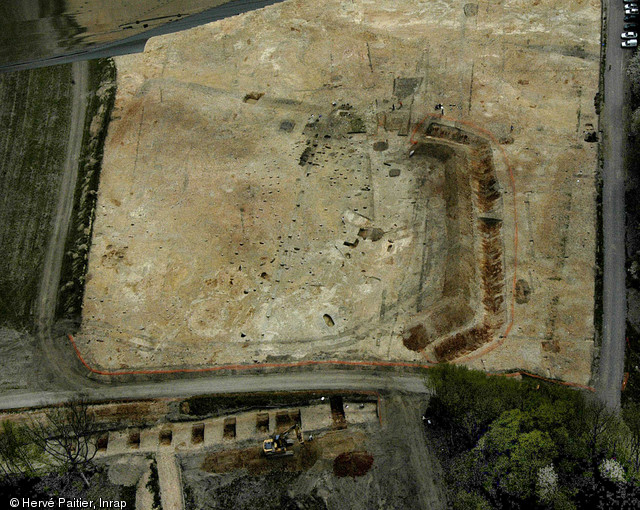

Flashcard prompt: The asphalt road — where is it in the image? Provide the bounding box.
[598,1,629,409]
[0,0,285,72]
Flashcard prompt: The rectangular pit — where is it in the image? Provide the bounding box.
[223,417,236,439]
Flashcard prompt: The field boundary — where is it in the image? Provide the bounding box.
[65,334,594,393]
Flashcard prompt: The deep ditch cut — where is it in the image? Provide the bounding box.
[404,122,507,361]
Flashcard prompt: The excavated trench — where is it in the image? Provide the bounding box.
[404,123,506,361]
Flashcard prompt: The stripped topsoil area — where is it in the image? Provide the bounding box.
[77,0,599,385]
[181,396,443,510]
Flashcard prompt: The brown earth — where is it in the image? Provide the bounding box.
[201,428,365,476]
[332,451,374,478]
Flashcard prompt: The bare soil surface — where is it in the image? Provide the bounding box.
[181,394,444,510]
[78,0,599,385]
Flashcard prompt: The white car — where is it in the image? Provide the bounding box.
[626,8,639,14]
[622,39,638,48]
[622,31,638,39]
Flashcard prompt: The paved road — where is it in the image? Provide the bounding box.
[599,1,628,409]
[0,0,285,72]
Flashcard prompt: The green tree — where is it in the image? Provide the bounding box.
[477,409,557,501]
[579,399,618,470]
[0,420,42,480]
[627,52,640,99]
[26,397,98,486]
[623,401,640,476]
[631,107,640,137]
[427,364,523,449]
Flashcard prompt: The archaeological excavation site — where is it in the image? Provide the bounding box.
[72,0,600,386]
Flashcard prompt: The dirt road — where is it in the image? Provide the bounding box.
[0,370,431,409]
[383,394,446,510]
[35,61,88,386]
[599,0,628,409]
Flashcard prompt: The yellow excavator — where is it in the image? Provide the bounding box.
[262,423,305,458]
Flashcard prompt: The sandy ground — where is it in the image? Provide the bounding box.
[78,0,599,384]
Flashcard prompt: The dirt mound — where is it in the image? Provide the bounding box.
[515,279,531,304]
[402,324,430,351]
[333,451,374,478]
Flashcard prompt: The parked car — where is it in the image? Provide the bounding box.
[626,8,639,14]
[622,31,638,39]
[624,0,637,4]
[626,2,639,7]
[625,14,638,21]
[625,23,638,30]
[622,39,638,48]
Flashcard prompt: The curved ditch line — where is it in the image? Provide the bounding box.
[409,114,518,364]
[495,371,595,392]
[65,334,594,392]
[66,333,434,376]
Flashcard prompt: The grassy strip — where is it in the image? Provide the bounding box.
[56,58,116,325]
[0,64,72,330]
[592,0,606,383]
[623,49,640,405]
[625,322,640,404]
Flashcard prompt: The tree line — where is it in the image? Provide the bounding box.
[425,365,640,509]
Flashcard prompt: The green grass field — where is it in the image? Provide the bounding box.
[0,64,72,329]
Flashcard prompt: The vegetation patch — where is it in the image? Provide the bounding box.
[425,364,640,509]
[624,52,640,406]
[0,399,134,505]
[0,64,72,329]
[146,458,162,510]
